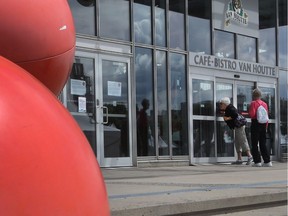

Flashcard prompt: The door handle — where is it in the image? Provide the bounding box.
[96,105,108,124]
[102,106,109,124]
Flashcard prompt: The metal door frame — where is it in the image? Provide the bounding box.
[64,51,133,167]
[215,79,255,163]
[97,54,132,167]
[257,82,278,161]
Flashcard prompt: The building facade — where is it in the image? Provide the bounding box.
[62,0,288,167]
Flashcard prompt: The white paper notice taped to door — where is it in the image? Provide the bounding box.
[71,79,86,95]
[78,97,87,113]
[108,81,121,97]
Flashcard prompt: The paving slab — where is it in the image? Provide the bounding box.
[102,162,288,216]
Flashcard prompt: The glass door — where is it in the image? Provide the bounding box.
[216,80,234,161]
[191,76,215,163]
[64,52,132,168]
[65,55,97,155]
[235,81,254,162]
[215,79,254,162]
[258,83,277,160]
[97,55,132,167]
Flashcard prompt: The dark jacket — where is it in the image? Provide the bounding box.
[224,104,238,129]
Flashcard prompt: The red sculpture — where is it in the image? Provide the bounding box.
[0,1,75,95]
[0,1,110,215]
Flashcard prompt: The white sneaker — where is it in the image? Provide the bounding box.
[246,157,253,165]
[263,162,272,167]
[252,163,262,167]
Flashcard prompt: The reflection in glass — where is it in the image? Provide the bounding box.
[170,53,187,155]
[258,87,275,119]
[216,121,234,157]
[266,124,275,155]
[278,0,287,68]
[68,0,95,35]
[134,0,152,44]
[193,79,214,116]
[237,85,253,118]
[135,48,155,156]
[188,0,211,54]
[259,0,276,66]
[279,26,288,68]
[156,51,169,156]
[155,0,166,47]
[169,0,185,50]
[258,86,276,156]
[66,57,96,153]
[67,59,95,113]
[194,120,215,157]
[99,0,130,41]
[214,30,235,59]
[259,29,276,66]
[279,71,287,154]
[237,35,256,62]
[102,60,129,158]
[216,83,233,117]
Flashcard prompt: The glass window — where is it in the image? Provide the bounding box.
[259,87,275,120]
[278,0,288,68]
[279,70,288,154]
[216,82,233,117]
[169,0,185,50]
[214,30,235,59]
[135,47,155,156]
[99,0,130,41]
[68,0,95,35]
[194,120,215,157]
[237,84,253,118]
[259,0,276,66]
[188,0,211,54]
[237,35,256,62]
[192,79,214,116]
[134,0,152,44]
[155,0,166,47]
[156,51,169,156]
[170,53,187,155]
[66,57,96,153]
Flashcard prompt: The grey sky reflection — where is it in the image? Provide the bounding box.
[135,48,153,110]
[99,0,130,41]
[68,0,95,35]
[134,3,151,44]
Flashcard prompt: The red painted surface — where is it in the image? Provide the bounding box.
[0,1,110,215]
[0,57,110,215]
[0,0,76,95]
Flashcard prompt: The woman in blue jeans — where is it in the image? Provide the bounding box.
[249,88,272,167]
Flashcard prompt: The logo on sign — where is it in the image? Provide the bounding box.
[225,0,248,27]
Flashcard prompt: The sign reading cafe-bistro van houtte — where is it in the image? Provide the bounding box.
[189,53,277,78]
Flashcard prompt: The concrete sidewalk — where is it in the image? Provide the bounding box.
[102,162,288,216]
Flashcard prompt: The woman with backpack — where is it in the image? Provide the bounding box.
[249,88,272,167]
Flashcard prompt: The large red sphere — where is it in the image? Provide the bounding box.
[0,57,110,216]
[0,0,75,95]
